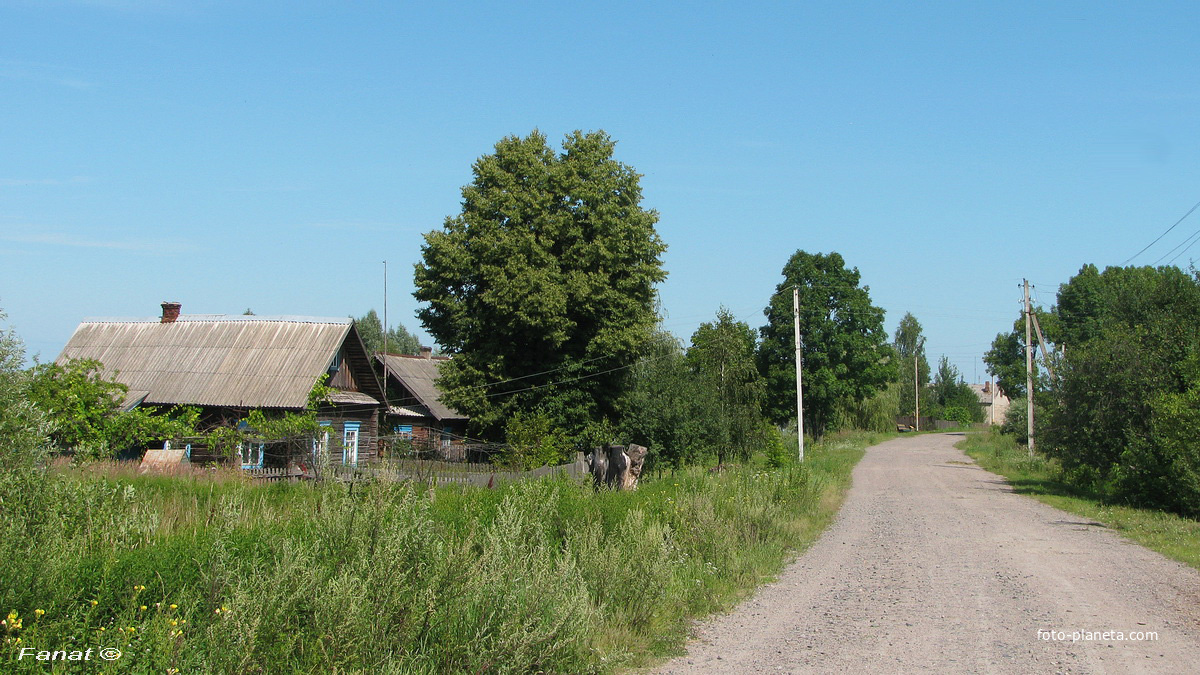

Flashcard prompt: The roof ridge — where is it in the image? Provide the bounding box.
[81,315,352,324]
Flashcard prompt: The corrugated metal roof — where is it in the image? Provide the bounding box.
[388,405,425,417]
[59,317,354,409]
[329,390,379,406]
[378,354,467,421]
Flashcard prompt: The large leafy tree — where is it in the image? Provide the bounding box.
[414,130,666,440]
[893,312,930,417]
[685,308,766,465]
[757,251,895,438]
[353,309,421,355]
[1043,264,1200,515]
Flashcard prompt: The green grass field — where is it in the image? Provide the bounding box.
[959,431,1200,572]
[0,431,879,674]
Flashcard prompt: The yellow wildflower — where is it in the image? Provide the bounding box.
[169,604,178,610]
[34,609,44,618]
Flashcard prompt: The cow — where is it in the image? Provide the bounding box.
[586,443,648,490]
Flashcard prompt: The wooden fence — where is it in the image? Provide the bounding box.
[244,453,590,487]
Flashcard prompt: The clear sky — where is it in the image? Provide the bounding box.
[3,1,1198,384]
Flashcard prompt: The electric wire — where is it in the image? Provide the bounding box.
[1124,198,1200,265]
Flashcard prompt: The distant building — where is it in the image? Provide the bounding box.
[378,349,470,460]
[58,302,385,468]
[970,381,1011,426]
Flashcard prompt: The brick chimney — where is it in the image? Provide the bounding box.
[420,345,433,359]
[161,302,182,324]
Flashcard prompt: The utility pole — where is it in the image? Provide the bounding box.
[381,260,391,415]
[382,260,388,358]
[793,286,804,462]
[1030,312,1055,380]
[914,349,920,431]
[1024,279,1035,456]
[990,374,995,425]
[914,337,924,431]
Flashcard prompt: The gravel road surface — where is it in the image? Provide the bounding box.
[654,433,1200,674]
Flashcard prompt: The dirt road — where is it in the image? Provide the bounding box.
[654,433,1200,674]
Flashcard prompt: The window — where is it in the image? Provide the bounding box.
[239,442,264,469]
[313,421,332,462]
[394,424,413,438]
[441,425,452,448]
[343,422,360,466]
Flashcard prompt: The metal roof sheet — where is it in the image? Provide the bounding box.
[378,354,467,421]
[59,317,354,409]
[388,405,426,417]
[329,390,380,406]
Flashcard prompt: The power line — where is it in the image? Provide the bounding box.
[1163,229,1200,266]
[1124,198,1200,265]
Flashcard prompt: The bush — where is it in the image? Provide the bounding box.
[501,411,571,470]
[1000,397,1048,446]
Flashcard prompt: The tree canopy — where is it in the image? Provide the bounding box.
[926,356,984,424]
[413,130,666,440]
[0,310,53,469]
[686,308,766,465]
[1042,264,1200,516]
[353,309,421,356]
[757,251,895,438]
[893,312,930,417]
[618,331,714,471]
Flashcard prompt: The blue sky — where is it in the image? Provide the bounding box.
[3,1,1198,384]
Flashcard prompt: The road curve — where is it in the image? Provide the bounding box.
[653,433,1200,674]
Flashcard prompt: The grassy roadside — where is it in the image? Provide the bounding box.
[959,431,1200,571]
[0,431,881,674]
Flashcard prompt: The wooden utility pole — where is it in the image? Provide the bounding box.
[1024,279,1035,456]
[914,340,923,431]
[793,286,804,462]
[382,260,389,411]
[1030,312,1055,380]
[990,374,996,425]
[382,260,389,357]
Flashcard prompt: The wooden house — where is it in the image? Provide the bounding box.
[57,302,386,468]
[378,349,470,460]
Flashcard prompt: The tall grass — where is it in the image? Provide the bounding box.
[960,430,1200,572]
[0,432,878,673]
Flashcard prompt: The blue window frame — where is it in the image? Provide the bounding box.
[342,421,360,466]
[239,442,264,470]
[313,420,332,462]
